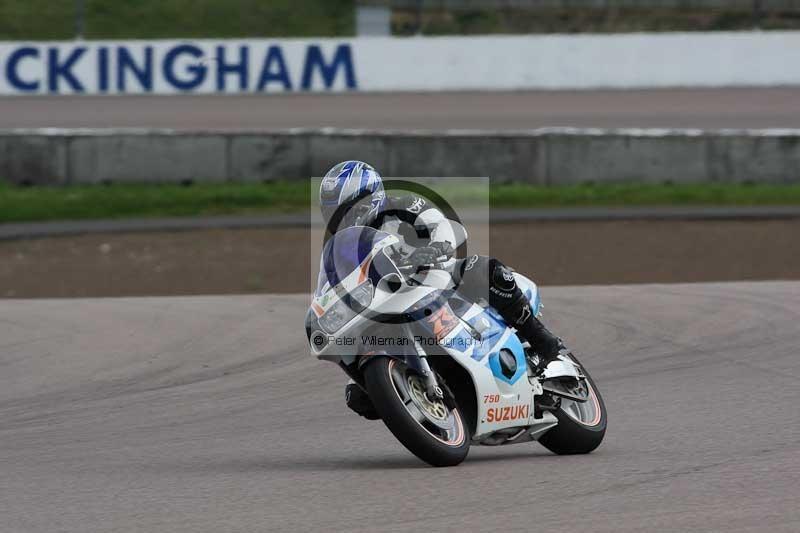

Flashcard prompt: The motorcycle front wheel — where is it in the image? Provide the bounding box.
[364,357,470,467]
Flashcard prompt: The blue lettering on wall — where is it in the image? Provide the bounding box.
[216,45,248,91]
[5,47,40,92]
[256,45,292,91]
[163,44,206,91]
[48,47,86,93]
[301,44,356,90]
[2,41,361,95]
[117,47,153,92]
[97,47,109,92]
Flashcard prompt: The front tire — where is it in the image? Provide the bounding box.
[364,357,470,467]
[538,352,607,455]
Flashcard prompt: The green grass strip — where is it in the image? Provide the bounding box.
[2,181,800,224]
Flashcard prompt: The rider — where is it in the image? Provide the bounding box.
[318,160,562,417]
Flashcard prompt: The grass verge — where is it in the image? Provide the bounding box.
[394,8,800,35]
[2,181,800,224]
[0,0,353,40]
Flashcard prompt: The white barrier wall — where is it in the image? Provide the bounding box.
[1,32,800,95]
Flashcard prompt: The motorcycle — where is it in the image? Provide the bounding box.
[305,226,606,467]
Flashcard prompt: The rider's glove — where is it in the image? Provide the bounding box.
[429,241,455,258]
[407,242,454,268]
[407,246,440,268]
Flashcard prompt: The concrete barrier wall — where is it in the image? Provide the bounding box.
[2,128,800,185]
[4,32,800,95]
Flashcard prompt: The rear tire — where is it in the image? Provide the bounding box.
[364,357,470,467]
[538,353,607,455]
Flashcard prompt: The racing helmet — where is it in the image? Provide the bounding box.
[319,160,385,228]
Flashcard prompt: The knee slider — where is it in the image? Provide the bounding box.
[456,254,490,285]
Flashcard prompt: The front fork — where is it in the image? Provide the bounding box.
[406,324,444,401]
[355,324,444,402]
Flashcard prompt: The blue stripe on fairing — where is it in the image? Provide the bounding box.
[485,333,527,385]
[468,307,508,362]
[523,284,541,316]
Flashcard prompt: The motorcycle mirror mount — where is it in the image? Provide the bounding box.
[376,273,403,294]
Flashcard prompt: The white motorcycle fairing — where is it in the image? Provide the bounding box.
[306,226,581,446]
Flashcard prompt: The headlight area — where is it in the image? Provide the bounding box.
[318,281,374,334]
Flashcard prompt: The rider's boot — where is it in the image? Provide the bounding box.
[457,256,562,369]
[345,380,380,420]
[487,262,562,367]
[503,292,562,366]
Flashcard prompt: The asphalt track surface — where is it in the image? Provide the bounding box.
[2,88,800,130]
[2,282,799,532]
[4,206,800,241]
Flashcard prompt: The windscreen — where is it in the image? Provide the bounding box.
[315,226,395,296]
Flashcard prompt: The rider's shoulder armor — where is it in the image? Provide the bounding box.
[387,194,429,215]
[376,194,434,225]
[370,194,437,246]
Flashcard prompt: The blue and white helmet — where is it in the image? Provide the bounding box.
[319,160,385,226]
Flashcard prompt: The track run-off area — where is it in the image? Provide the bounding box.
[2,88,800,130]
[1,282,798,532]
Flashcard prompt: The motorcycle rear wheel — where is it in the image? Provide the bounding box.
[364,357,470,467]
[538,352,607,455]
